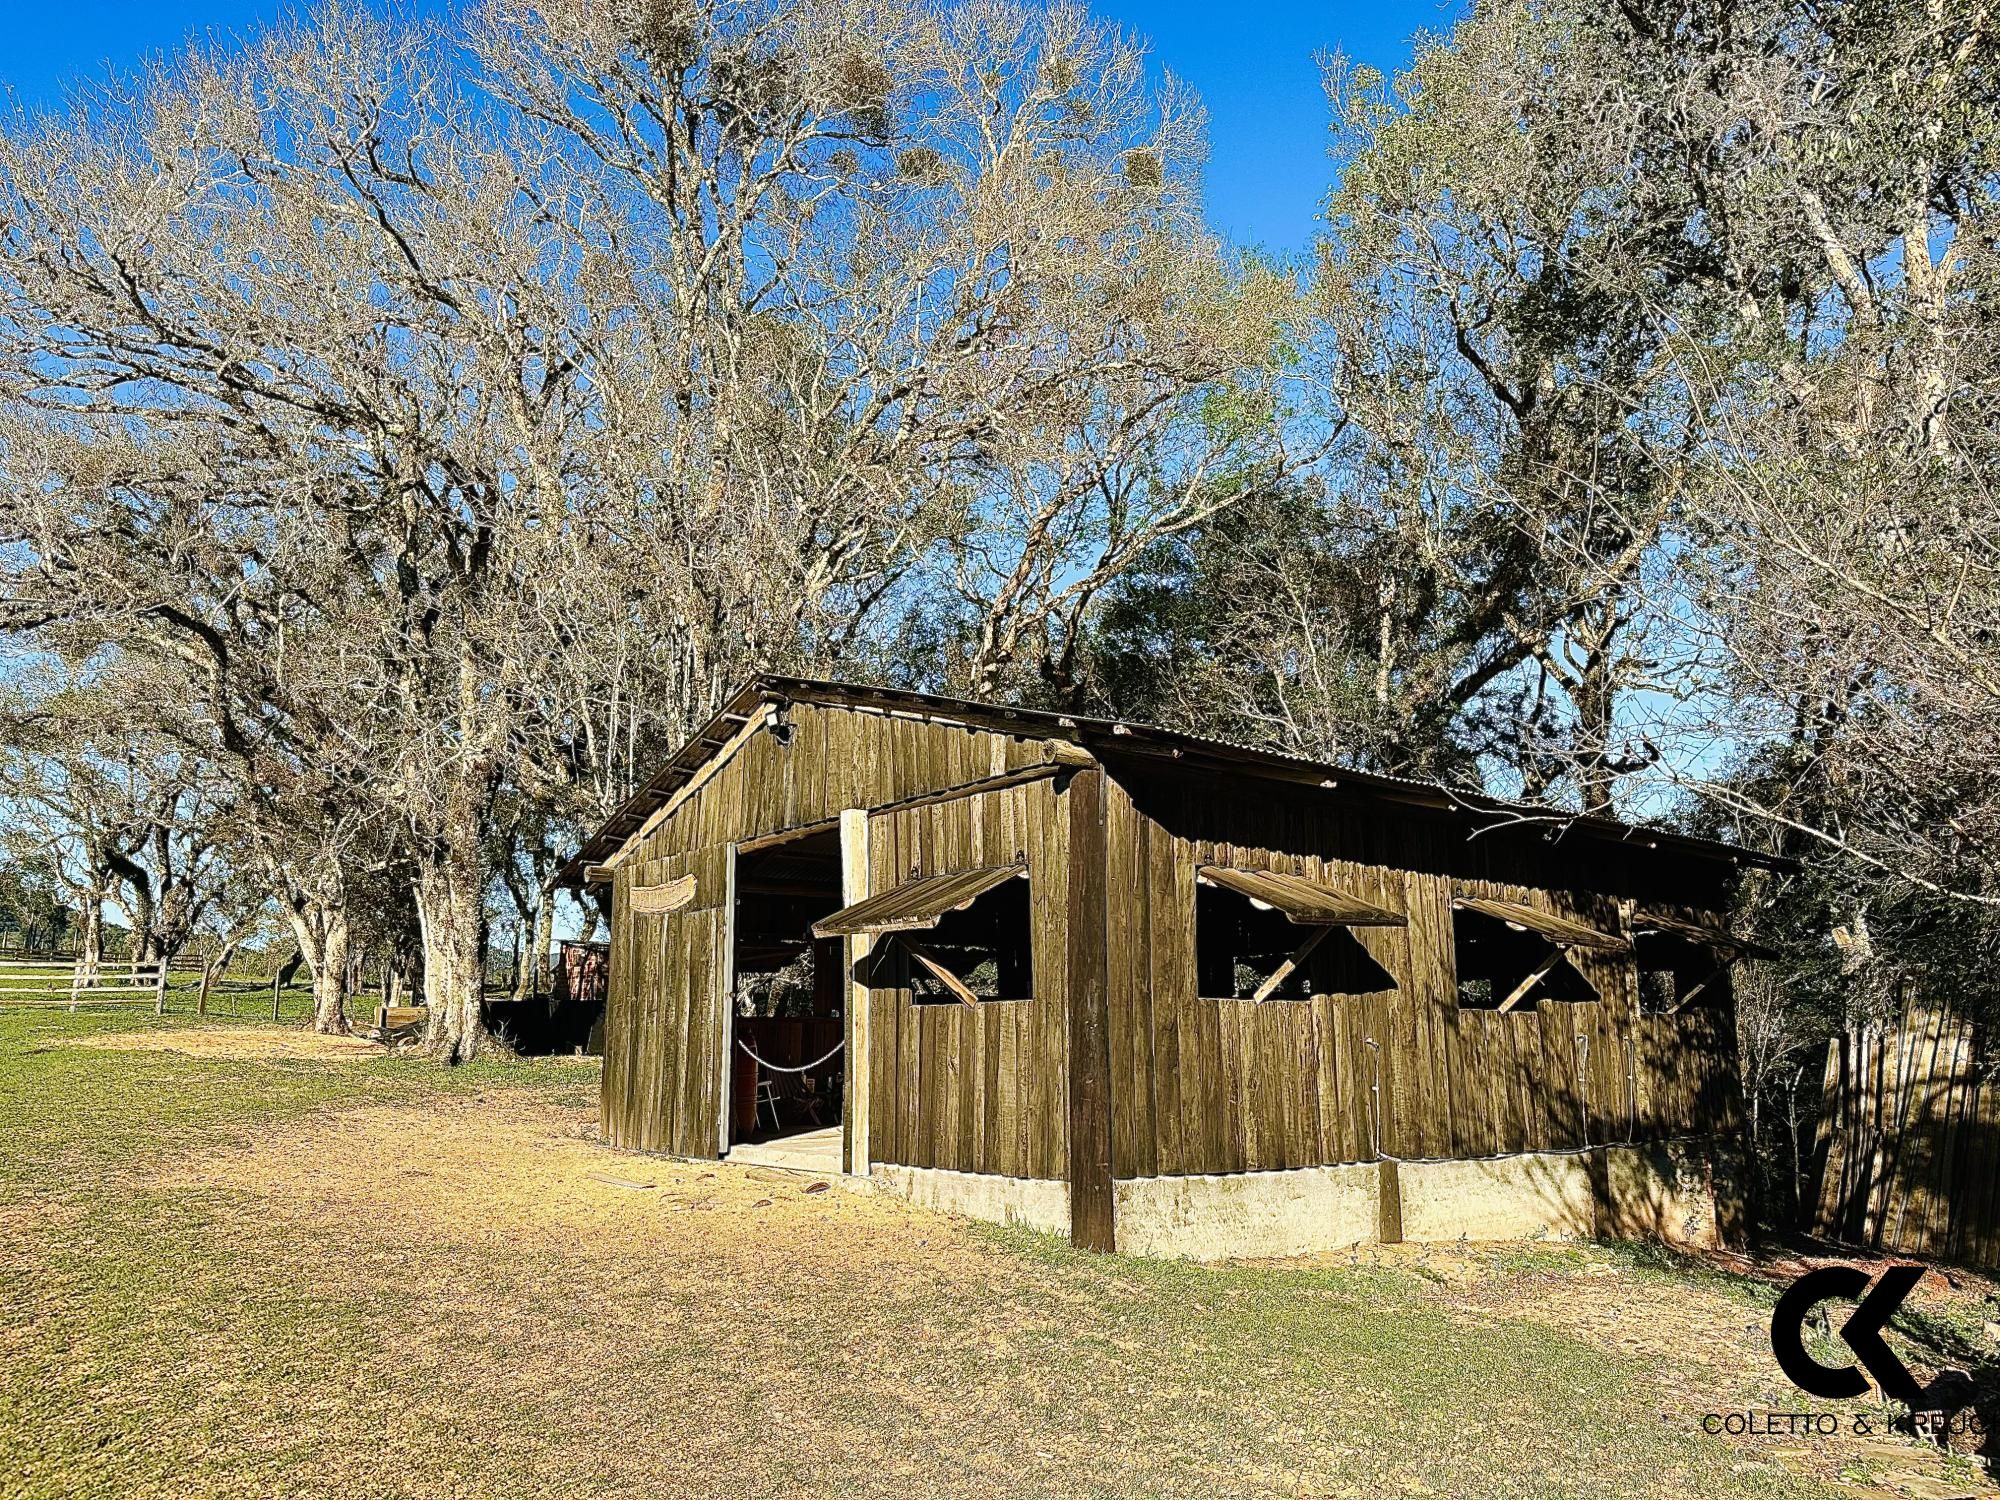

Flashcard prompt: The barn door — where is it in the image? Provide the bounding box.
[604,852,732,1159]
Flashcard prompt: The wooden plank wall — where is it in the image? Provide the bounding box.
[1104,767,1744,1180]
[601,698,1748,1181]
[862,778,1071,1181]
[603,847,727,1157]
[603,702,1057,1161]
[1813,1004,2000,1271]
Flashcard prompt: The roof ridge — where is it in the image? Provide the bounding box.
[557,674,1790,886]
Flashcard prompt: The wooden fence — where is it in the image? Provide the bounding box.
[0,957,170,1011]
[1812,1003,2000,1271]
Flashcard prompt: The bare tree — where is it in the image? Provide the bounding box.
[2,1,1277,1059]
[0,662,235,975]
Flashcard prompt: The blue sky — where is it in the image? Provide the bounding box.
[1,0,1463,255]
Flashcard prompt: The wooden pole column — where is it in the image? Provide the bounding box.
[1064,766,1116,1252]
[840,810,872,1176]
[717,845,738,1159]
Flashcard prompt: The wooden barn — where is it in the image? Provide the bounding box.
[559,677,1778,1258]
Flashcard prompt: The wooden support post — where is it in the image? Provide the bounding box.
[1669,961,1730,1015]
[1065,767,1115,1253]
[902,940,980,1007]
[717,844,738,1159]
[1377,1159,1404,1244]
[1497,947,1564,1012]
[840,809,872,1177]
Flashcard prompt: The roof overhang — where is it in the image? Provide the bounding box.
[1452,895,1632,954]
[558,675,1794,889]
[812,864,1026,939]
[1632,908,1777,961]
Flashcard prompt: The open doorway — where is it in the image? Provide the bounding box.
[727,828,846,1171]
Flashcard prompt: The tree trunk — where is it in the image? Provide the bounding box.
[195,938,244,1018]
[76,889,104,985]
[529,893,555,1006]
[511,890,557,1005]
[415,842,494,1063]
[117,865,157,964]
[283,895,352,1036]
[312,917,352,1035]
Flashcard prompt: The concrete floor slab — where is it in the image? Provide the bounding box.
[726,1126,842,1175]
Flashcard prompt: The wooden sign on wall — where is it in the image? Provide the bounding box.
[630,875,697,916]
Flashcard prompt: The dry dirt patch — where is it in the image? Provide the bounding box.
[75,1092,1993,1500]
[63,1025,387,1061]
[135,1095,1101,1498]
[161,1091,970,1274]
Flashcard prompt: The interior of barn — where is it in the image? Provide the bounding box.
[727,829,846,1169]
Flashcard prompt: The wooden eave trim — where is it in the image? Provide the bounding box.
[599,703,781,874]
[862,744,1095,820]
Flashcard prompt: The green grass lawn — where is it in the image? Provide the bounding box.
[0,1008,1981,1500]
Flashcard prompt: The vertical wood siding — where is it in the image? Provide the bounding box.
[601,700,1746,1184]
[1103,766,1744,1179]
[603,846,727,1158]
[862,777,1071,1180]
[1814,1005,2000,1271]
[601,704,1057,1159]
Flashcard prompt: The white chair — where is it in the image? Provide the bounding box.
[755,1075,782,1131]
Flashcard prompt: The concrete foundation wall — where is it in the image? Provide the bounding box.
[870,1164,1071,1236]
[1113,1162,1387,1261]
[875,1140,1725,1261]
[1599,1140,1720,1249]
[1397,1153,1599,1243]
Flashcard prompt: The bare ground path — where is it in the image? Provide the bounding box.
[1,1013,1993,1499]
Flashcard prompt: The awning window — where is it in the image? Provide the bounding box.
[1195,866,1401,1002]
[812,864,1026,940]
[1451,896,1630,955]
[1631,909,1775,961]
[1196,866,1406,928]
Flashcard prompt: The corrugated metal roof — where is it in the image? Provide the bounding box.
[1197,866,1406,927]
[1452,896,1631,954]
[811,864,1026,939]
[1633,908,1776,960]
[558,674,1793,886]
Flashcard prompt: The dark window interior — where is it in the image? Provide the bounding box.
[862,877,1034,1005]
[1195,882,1394,1001]
[1452,906,1600,1010]
[732,829,845,1008]
[1636,930,1726,1015]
